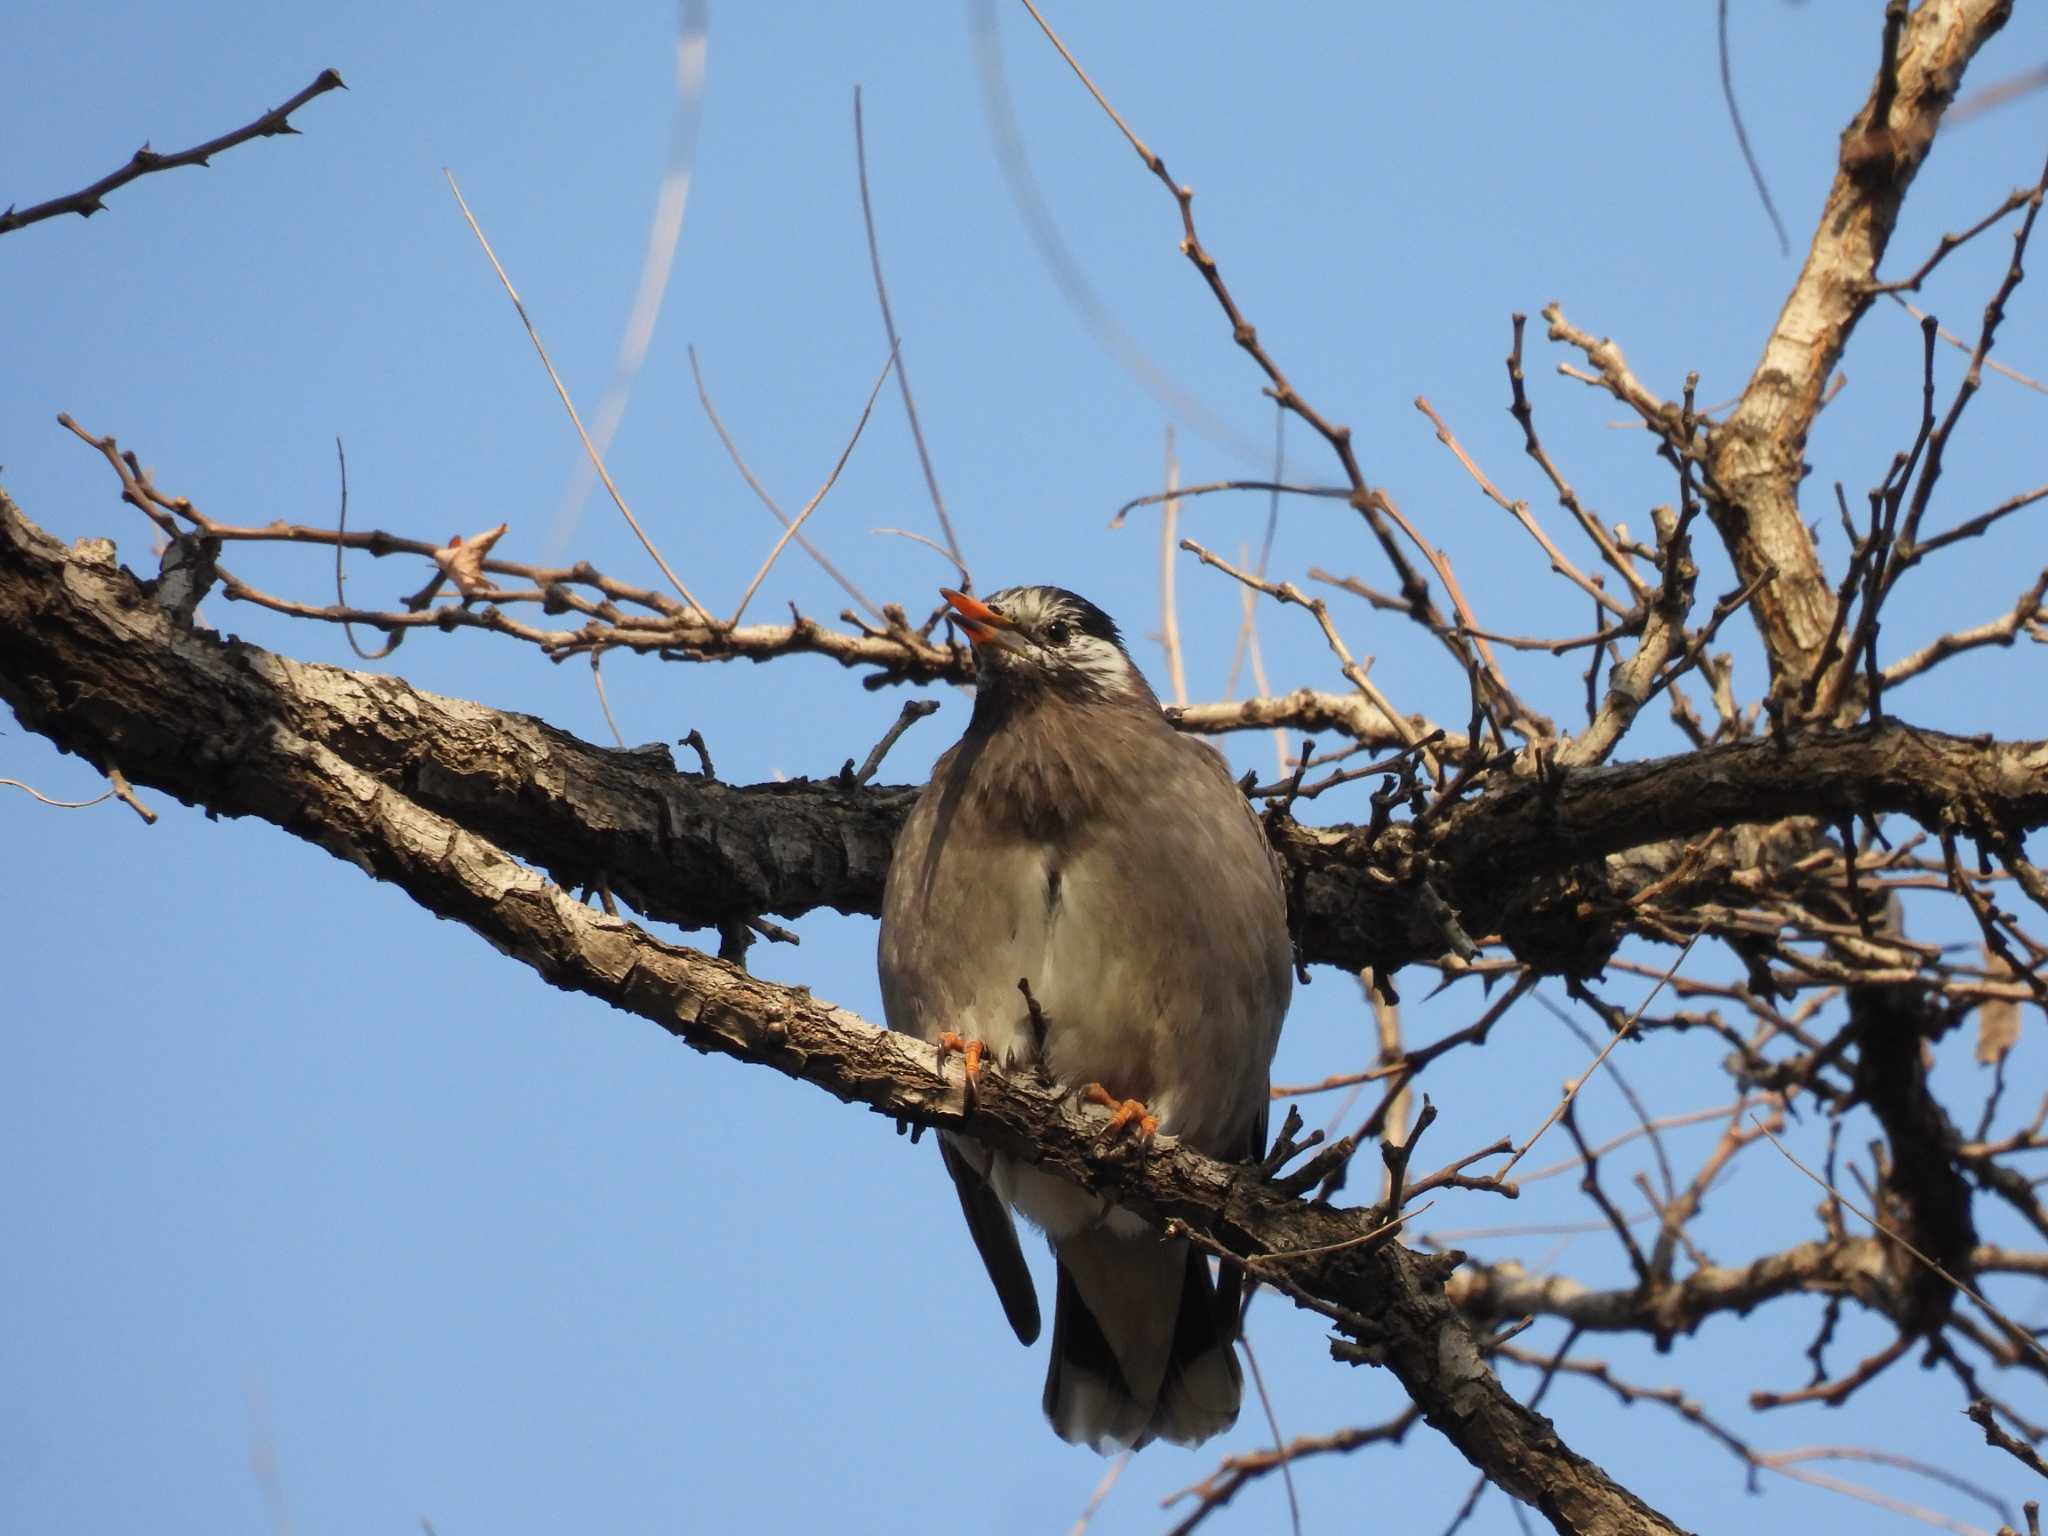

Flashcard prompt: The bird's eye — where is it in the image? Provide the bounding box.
[1044,619,1072,645]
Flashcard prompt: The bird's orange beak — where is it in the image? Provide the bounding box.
[941,587,1016,649]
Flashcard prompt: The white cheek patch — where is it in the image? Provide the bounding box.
[1065,637,1135,695]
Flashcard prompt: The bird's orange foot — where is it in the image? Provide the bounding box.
[1084,1083,1159,1145]
[935,1030,987,1107]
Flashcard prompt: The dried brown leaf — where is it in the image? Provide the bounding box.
[432,523,509,599]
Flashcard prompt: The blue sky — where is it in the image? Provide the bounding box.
[5,3,2045,1533]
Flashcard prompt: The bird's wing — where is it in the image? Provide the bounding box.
[881,748,1048,1344]
[1029,729,1293,1153]
[877,740,1049,1068]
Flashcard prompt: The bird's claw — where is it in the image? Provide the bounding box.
[935,1030,986,1109]
[1084,1083,1158,1146]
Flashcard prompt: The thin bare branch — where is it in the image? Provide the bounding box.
[1179,539,1425,755]
[1111,479,1347,527]
[688,345,884,621]
[0,69,346,237]
[1493,940,1696,1185]
[0,777,113,811]
[1158,427,1189,708]
[1754,1117,2048,1369]
[1161,1412,1420,1536]
[728,346,898,627]
[1716,0,1791,255]
[854,86,966,574]
[1888,293,2048,395]
[444,170,711,620]
[1414,396,1629,619]
[968,0,1265,462]
[548,1,707,557]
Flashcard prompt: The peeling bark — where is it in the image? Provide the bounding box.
[1705,0,2014,693]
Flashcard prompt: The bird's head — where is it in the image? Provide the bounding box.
[941,585,1150,706]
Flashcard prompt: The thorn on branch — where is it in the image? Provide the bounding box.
[0,69,346,239]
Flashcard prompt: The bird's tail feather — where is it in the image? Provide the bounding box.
[1042,1233,1242,1452]
[1154,1244,1243,1447]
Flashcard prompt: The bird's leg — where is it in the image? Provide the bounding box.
[934,1030,986,1107]
[1083,1083,1159,1144]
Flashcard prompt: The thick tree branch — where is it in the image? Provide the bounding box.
[0,495,1694,1536]
[1452,1240,2048,1342]
[3,496,2043,990]
[1451,1237,1885,1337]
[1704,0,2012,694]
[10,9,2043,1530]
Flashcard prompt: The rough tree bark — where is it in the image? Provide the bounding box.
[2,494,1704,1536]
[1705,0,2013,698]
[3,2,2041,1532]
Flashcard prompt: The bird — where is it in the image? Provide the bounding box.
[877,583,1294,1451]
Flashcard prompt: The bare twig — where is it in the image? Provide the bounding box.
[1967,1400,2048,1482]
[0,69,347,236]
[548,0,707,557]
[1015,0,1525,723]
[1872,182,2042,296]
[333,437,400,662]
[103,762,157,826]
[1942,829,2048,1004]
[1752,1335,1912,1410]
[1888,293,2048,395]
[854,86,966,574]
[1160,1412,1420,1536]
[1753,1117,2048,1369]
[850,699,940,785]
[866,530,969,589]
[1179,539,1423,754]
[1158,427,1189,707]
[968,0,1266,462]
[1064,1450,1130,1536]
[1891,152,2048,583]
[1505,312,1651,604]
[1492,939,1696,1185]
[1237,1333,1302,1536]
[1888,572,2048,691]
[589,652,626,749]
[688,345,883,621]
[728,345,898,626]
[1111,479,1347,527]
[0,777,113,811]
[444,170,711,620]
[1414,395,1629,619]
[1716,0,1791,255]
[1908,482,2048,562]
